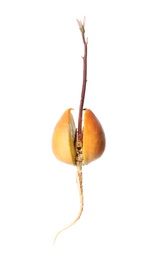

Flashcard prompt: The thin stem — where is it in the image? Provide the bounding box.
[77,17,88,142]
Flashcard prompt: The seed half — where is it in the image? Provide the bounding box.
[52,108,76,165]
[83,109,106,165]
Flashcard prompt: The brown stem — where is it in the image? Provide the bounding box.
[77,17,88,142]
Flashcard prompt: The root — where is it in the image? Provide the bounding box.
[53,166,83,245]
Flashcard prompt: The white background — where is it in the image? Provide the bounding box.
[0,0,151,259]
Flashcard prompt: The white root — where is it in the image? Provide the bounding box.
[53,164,83,245]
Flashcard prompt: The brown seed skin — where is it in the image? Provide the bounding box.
[83,109,106,165]
[52,108,76,165]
